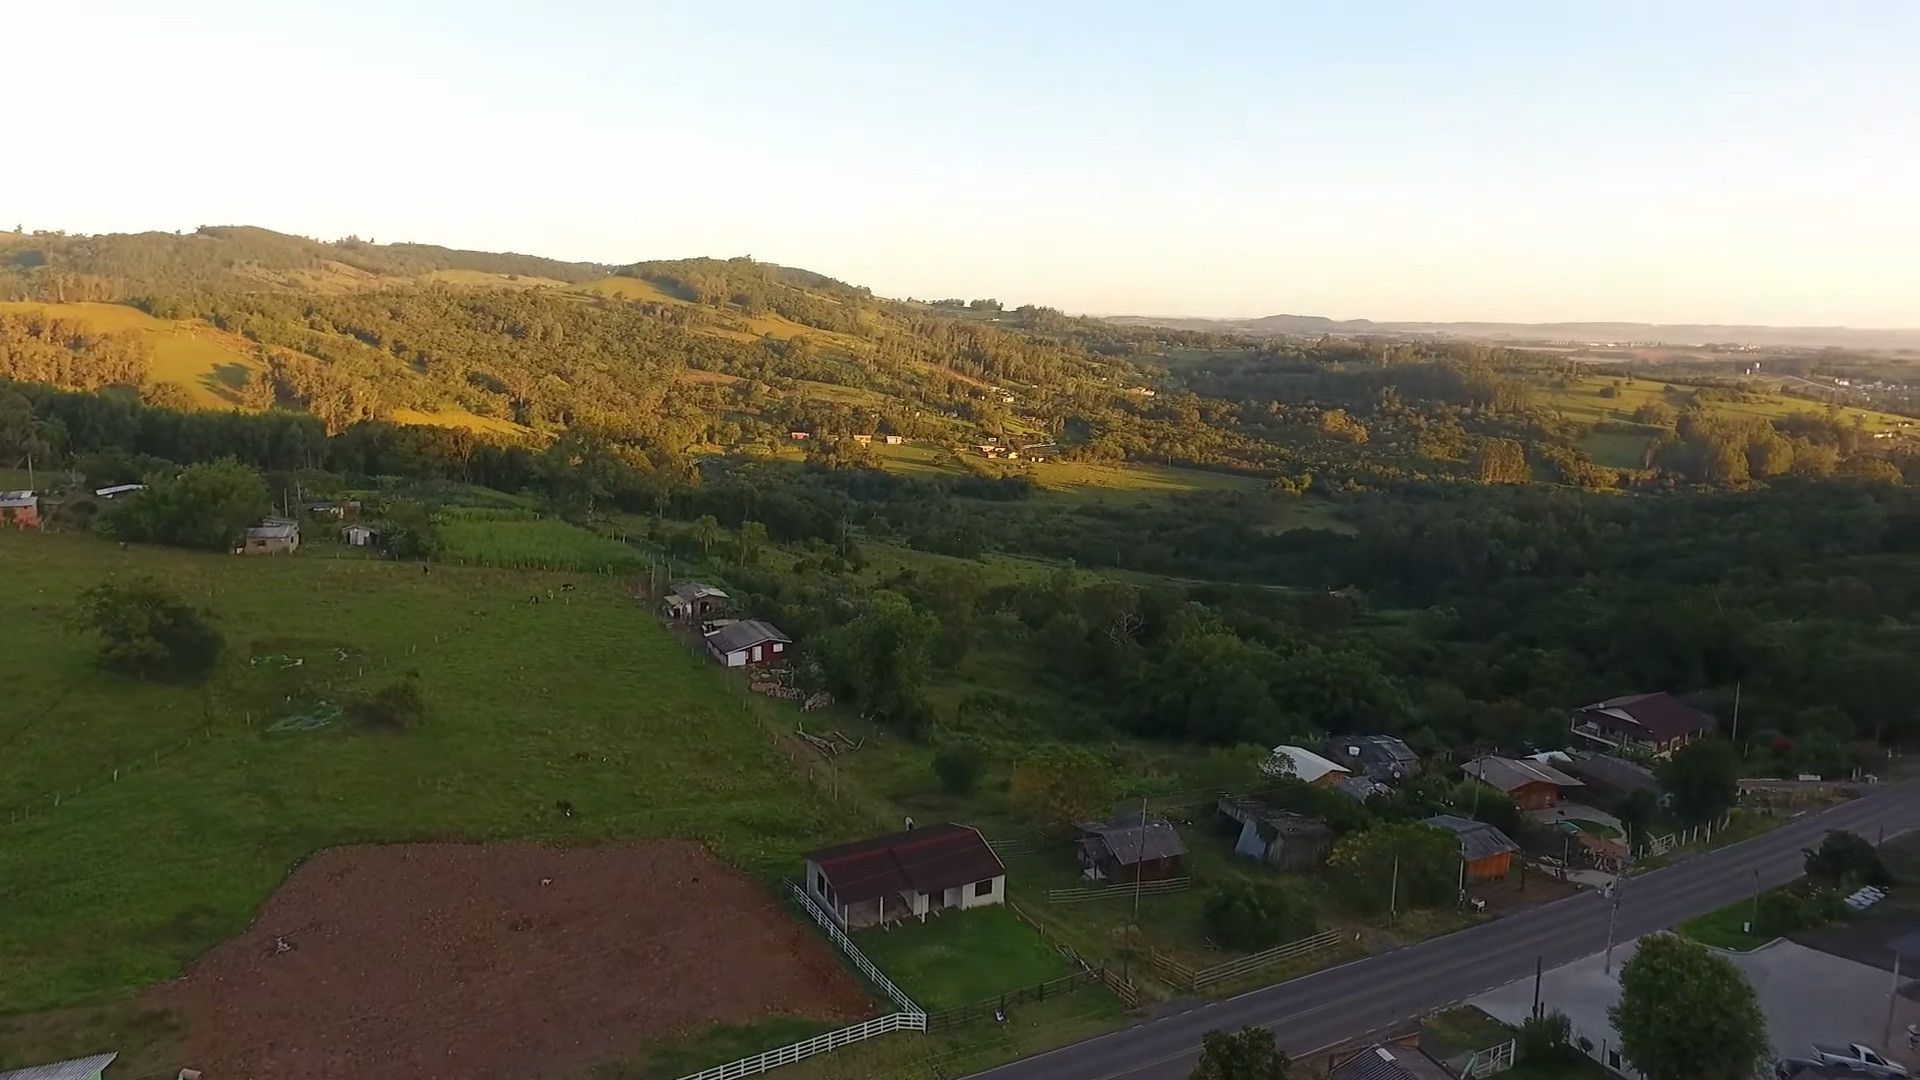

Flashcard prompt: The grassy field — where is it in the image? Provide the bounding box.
[439,510,649,574]
[857,907,1077,1011]
[0,300,264,408]
[575,276,692,306]
[387,406,530,437]
[0,530,839,1018]
[1677,900,1768,951]
[1537,374,1909,432]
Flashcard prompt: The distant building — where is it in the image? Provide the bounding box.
[1075,817,1186,883]
[239,521,299,555]
[305,499,360,520]
[803,823,1005,930]
[1554,750,1657,802]
[789,430,810,440]
[92,484,145,500]
[1323,735,1421,783]
[0,491,39,531]
[1425,813,1520,882]
[1333,774,1391,804]
[1570,692,1713,758]
[882,434,906,445]
[340,523,381,548]
[0,1052,119,1080]
[662,582,729,620]
[704,619,790,667]
[1463,756,1584,811]
[1262,745,1351,788]
[1217,796,1334,871]
[851,434,873,445]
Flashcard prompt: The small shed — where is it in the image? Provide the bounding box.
[0,491,39,531]
[1424,813,1519,882]
[882,435,906,445]
[851,434,873,445]
[664,582,729,620]
[1217,796,1334,871]
[0,1052,119,1080]
[341,523,381,548]
[305,499,361,520]
[705,619,791,667]
[93,484,145,500]
[1262,745,1351,788]
[1075,818,1186,883]
[239,521,300,555]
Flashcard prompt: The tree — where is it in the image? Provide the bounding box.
[735,519,769,565]
[1191,1027,1292,1080]
[818,591,938,728]
[1658,739,1740,825]
[1009,744,1120,828]
[1614,787,1659,843]
[1327,820,1457,914]
[346,679,427,731]
[1611,934,1766,1080]
[381,500,444,560]
[931,743,986,795]
[1202,880,1316,950]
[1803,830,1890,889]
[95,458,270,551]
[691,514,721,556]
[74,577,223,683]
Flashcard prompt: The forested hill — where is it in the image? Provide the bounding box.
[0,225,1222,444]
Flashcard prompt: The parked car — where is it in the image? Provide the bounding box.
[1810,1043,1910,1078]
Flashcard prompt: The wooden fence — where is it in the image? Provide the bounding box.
[923,970,1095,1030]
[1149,928,1346,993]
[1046,877,1191,904]
[674,1011,927,1080]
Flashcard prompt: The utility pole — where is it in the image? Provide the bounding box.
[1532,955,1544,1019]
[1389,854,1400,923]
[1123,793,1146,986]
[1731,681,1743,751]
[1603,878,1622,975]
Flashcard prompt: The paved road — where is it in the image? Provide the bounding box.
[969,782,1920,1080]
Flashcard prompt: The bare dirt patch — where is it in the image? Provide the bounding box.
[148,840,873,1080]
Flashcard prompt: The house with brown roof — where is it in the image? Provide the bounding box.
[1462,756,1584,810]
[802,823,1006,930]
[1425,814,1520,882]
[1571,692,1714,758]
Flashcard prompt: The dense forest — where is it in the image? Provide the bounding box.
[3,224,1918,784]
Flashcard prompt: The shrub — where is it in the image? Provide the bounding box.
[347,679,427,732]
[1202,879,1316,951]
[931,743,986,795]
[1519,1010,1571,1060]
[1804,830,1890,889]
[74,578,223,683]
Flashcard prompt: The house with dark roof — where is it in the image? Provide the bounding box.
[802,823,1006,930]
[1217,796,1334,871]
[1425,814,1521,882]
[0,1052,119,1080]
[1327,1041,1456,1080]
[664,581,729,620]
[704,619,790,667]
[1323,735,1421,783]
[1571,692,1714,758]
[1462,755,1584,810]
[1556,750,1658,802]
[1334,774,1391,804]
[1075,817,1186,883]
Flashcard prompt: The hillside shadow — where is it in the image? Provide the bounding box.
[201,362,249,404]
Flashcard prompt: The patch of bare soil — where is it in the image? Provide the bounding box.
[148,840,872,1080]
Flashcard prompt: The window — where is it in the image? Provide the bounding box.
[1607,1050,1620,1070]
[974,878,994,897]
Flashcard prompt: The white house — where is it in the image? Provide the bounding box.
[341,523,380,547]
[803,823,1006,930]
[1262,744,1352,787]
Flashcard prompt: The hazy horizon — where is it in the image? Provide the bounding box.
[11,1,1917,327]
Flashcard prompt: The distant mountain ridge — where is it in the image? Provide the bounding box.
[1107,312,1920,352]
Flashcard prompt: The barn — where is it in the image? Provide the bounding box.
[1217,796,1334,871]
[802,823,1006,930]
[664,582,729,620]
[1075,818,1186,883]
[704,619,791,667]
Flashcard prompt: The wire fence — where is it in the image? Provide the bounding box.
[1046,877,1191,905]
[923,970,1095,1031]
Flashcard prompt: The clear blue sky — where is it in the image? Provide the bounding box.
[12,1,1917,325]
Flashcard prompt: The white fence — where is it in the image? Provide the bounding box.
[785,880,923,1014]
[674,1011,927,1080]
[1460,1039,1517,1077]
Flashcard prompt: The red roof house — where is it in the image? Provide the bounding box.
[1571,692,1714,758]
[802,823,1006,930]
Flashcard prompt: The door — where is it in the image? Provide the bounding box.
[750,644,763,663]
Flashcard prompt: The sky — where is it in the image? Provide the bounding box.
[8,1,1918,326]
